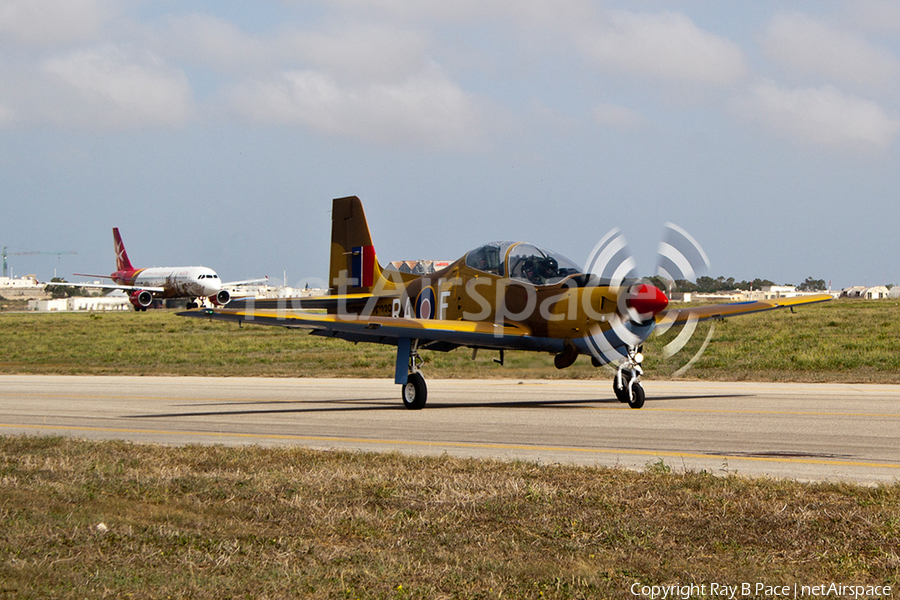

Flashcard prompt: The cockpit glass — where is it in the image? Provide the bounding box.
[507,243,581,285]
[465,242,513,276]
[466,242,581,285]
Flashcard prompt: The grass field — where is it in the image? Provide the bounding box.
[2,300,899,597]
[1,437,898,599]
[1,298,899,383]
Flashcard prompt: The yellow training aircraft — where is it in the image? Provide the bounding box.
[180,196,831,409]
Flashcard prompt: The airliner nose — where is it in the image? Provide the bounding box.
[198,272,222,295]
[627,283,669,318]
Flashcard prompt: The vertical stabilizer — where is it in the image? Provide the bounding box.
[113,228,135,272]
[329,196,384,293]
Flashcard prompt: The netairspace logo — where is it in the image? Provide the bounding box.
[630,582,893,599]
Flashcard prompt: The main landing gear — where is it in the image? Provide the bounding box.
[398,339,427,410]
[394,339,646,410]
[612,347,646,409]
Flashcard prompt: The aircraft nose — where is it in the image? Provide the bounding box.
[627,283,669,318]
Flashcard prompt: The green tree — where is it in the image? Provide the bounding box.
[49,278,87,299]
[797,277,826,292]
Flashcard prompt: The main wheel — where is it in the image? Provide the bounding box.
[402,373,427,410]
[627,383,645,409]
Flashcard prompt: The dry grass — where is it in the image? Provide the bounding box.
[1,436,898,599]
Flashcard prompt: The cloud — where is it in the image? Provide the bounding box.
[592,103,645,129]
[848,0,900,34]
[0,102,13,125]
[38,44,193,129]
[577,10,746,86]
[737,79,900,148]
[159,15,428,83]
[229,63,483,150]
[0,0,110,46]
[320,0,595,29]
[762,12,900,88]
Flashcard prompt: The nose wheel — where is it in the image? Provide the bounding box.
[613,348,645,409]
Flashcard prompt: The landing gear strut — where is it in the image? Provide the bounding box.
[397,339,427,410]
[613,347,645,409]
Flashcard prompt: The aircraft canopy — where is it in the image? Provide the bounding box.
[464,242,581,285]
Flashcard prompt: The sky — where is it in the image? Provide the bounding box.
[1,0,899,291]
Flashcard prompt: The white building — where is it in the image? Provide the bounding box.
[0,275,48,299]
[28,296,131,311]
[841,286,891,299]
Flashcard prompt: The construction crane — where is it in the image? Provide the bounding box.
[2,246,77,278]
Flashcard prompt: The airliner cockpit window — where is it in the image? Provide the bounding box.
[507,243,581,285]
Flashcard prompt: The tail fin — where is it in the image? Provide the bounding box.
[329,196,384,293]
[113,228,134,272]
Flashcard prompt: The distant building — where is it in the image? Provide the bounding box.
[0,275,49,300]
[28,296,131,311]
[386,260,451,275]
[841,286,890,299]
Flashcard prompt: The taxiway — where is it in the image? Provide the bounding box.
[2,375,899,484]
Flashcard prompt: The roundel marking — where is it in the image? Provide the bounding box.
[416,287,436,319]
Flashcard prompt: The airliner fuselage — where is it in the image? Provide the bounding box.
[115,266,223,299]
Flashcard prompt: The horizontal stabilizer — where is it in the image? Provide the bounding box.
[226,291,401,311]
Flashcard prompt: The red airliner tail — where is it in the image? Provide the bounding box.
[113,228,135,272]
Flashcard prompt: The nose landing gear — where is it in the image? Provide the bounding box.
[613,347,645,409]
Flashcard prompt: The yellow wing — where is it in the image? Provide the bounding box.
[180,307,546,353]
[656,293,833,326]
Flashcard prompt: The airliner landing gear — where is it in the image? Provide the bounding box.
[613,347,645,409]
[186,299,198,309]
[397,339,427,410]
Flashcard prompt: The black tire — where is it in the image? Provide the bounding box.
[402,373,427,410]
[627,383,645,409]
[613,369,634,403]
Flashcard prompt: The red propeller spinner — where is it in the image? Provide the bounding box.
[627,283,669,319]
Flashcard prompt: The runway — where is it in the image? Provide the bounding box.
[2,375,899,485]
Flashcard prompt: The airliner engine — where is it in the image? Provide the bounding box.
[212,290,231,306]
[129,290,153,311]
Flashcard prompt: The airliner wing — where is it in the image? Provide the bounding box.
[222,277,269,286]
[656,293,833,327]
[44,281,166,293]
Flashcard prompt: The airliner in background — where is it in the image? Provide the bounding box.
[48,228,261,311]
